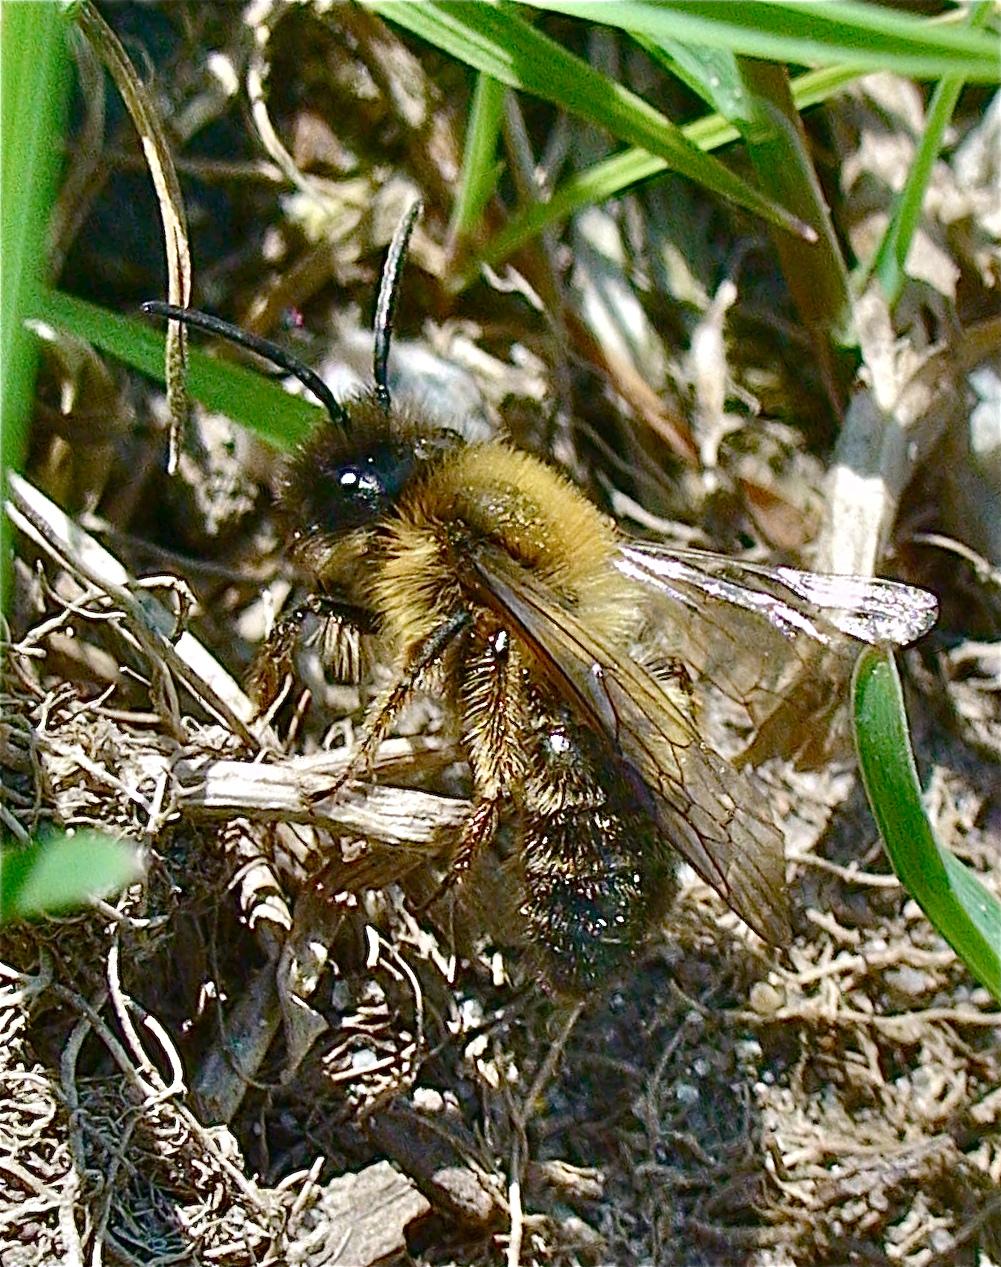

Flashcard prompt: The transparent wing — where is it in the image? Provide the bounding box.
[617,543,937,646]
[469,549,791,946]
[615,542,938,767]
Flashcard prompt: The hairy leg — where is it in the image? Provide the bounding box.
[249,594,377,711]
[311,608,473,799]
[429,618,527,891]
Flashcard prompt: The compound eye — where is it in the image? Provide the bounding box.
[304,442,415,534]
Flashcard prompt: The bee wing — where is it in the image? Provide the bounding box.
[469,550,791,946]
[617,543,937,646]
[615,543,938,766]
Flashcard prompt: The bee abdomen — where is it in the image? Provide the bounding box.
[519,804,675,994]
[518,717,677,993]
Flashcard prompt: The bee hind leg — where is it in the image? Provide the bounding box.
[415,797,500,913]
[427,618,526,890]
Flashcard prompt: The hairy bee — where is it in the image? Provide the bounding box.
[145,203,938,993]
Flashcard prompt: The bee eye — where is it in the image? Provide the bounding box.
[304,442,416,534]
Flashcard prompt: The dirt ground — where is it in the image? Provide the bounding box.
[2,5,999,1265]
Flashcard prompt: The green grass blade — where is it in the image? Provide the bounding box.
[449,71,507,245]
[1,832,144,922]
[367,0,813,239]
[1,1,73,608]
[853,648,1001,1002]
[636,29,852,342]
[32,288,321,450]
[1,1,73,465]
[870,1,995,307]
[734,57,850,346]
[633,32,741,115]
[535,1,1001,83]
[452,63,864,289]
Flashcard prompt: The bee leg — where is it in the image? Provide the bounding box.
[248,595,377,712]
[314,609,473,800]
[416,797,500,912]
[416,618,527,903]
[450,799,501,877]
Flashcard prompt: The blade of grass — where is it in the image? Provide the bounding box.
[31,288,321,450]
[733,56,851,379]
[452,62,864,290]
[853,647,1001,1002]
[534,1,1001,83]
[1,832,143,922]
[367,0,815,240]
[449,71,508,248]
[633,31,853,338]
[632,35,742,117]
[1,1,73,607]
[868,0,995,308]
[75,0,192,471]
[636,26,853,355]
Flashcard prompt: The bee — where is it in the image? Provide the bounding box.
[144,202,938,994]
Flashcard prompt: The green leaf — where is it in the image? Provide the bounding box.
[869,0,995,307]
[367,0,813,239]
[450,71,508,244]
[534,1,1001,83]
[1,1,73,609]
[1,832,144,922]
[853,648,1001,1003]
[31,288,322,450]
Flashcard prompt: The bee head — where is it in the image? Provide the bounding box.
[280,393,455,542]
[141,200,430,540]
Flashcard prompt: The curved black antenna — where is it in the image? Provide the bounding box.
[371,199,423,412]
[141,301,351,431]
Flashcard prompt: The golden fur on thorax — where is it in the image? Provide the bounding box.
[372,439,642,652]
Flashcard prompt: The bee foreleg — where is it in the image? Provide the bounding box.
[248,594,377,712]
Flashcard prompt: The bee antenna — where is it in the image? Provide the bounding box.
[141,302,351,432]
[372,199,422,412]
